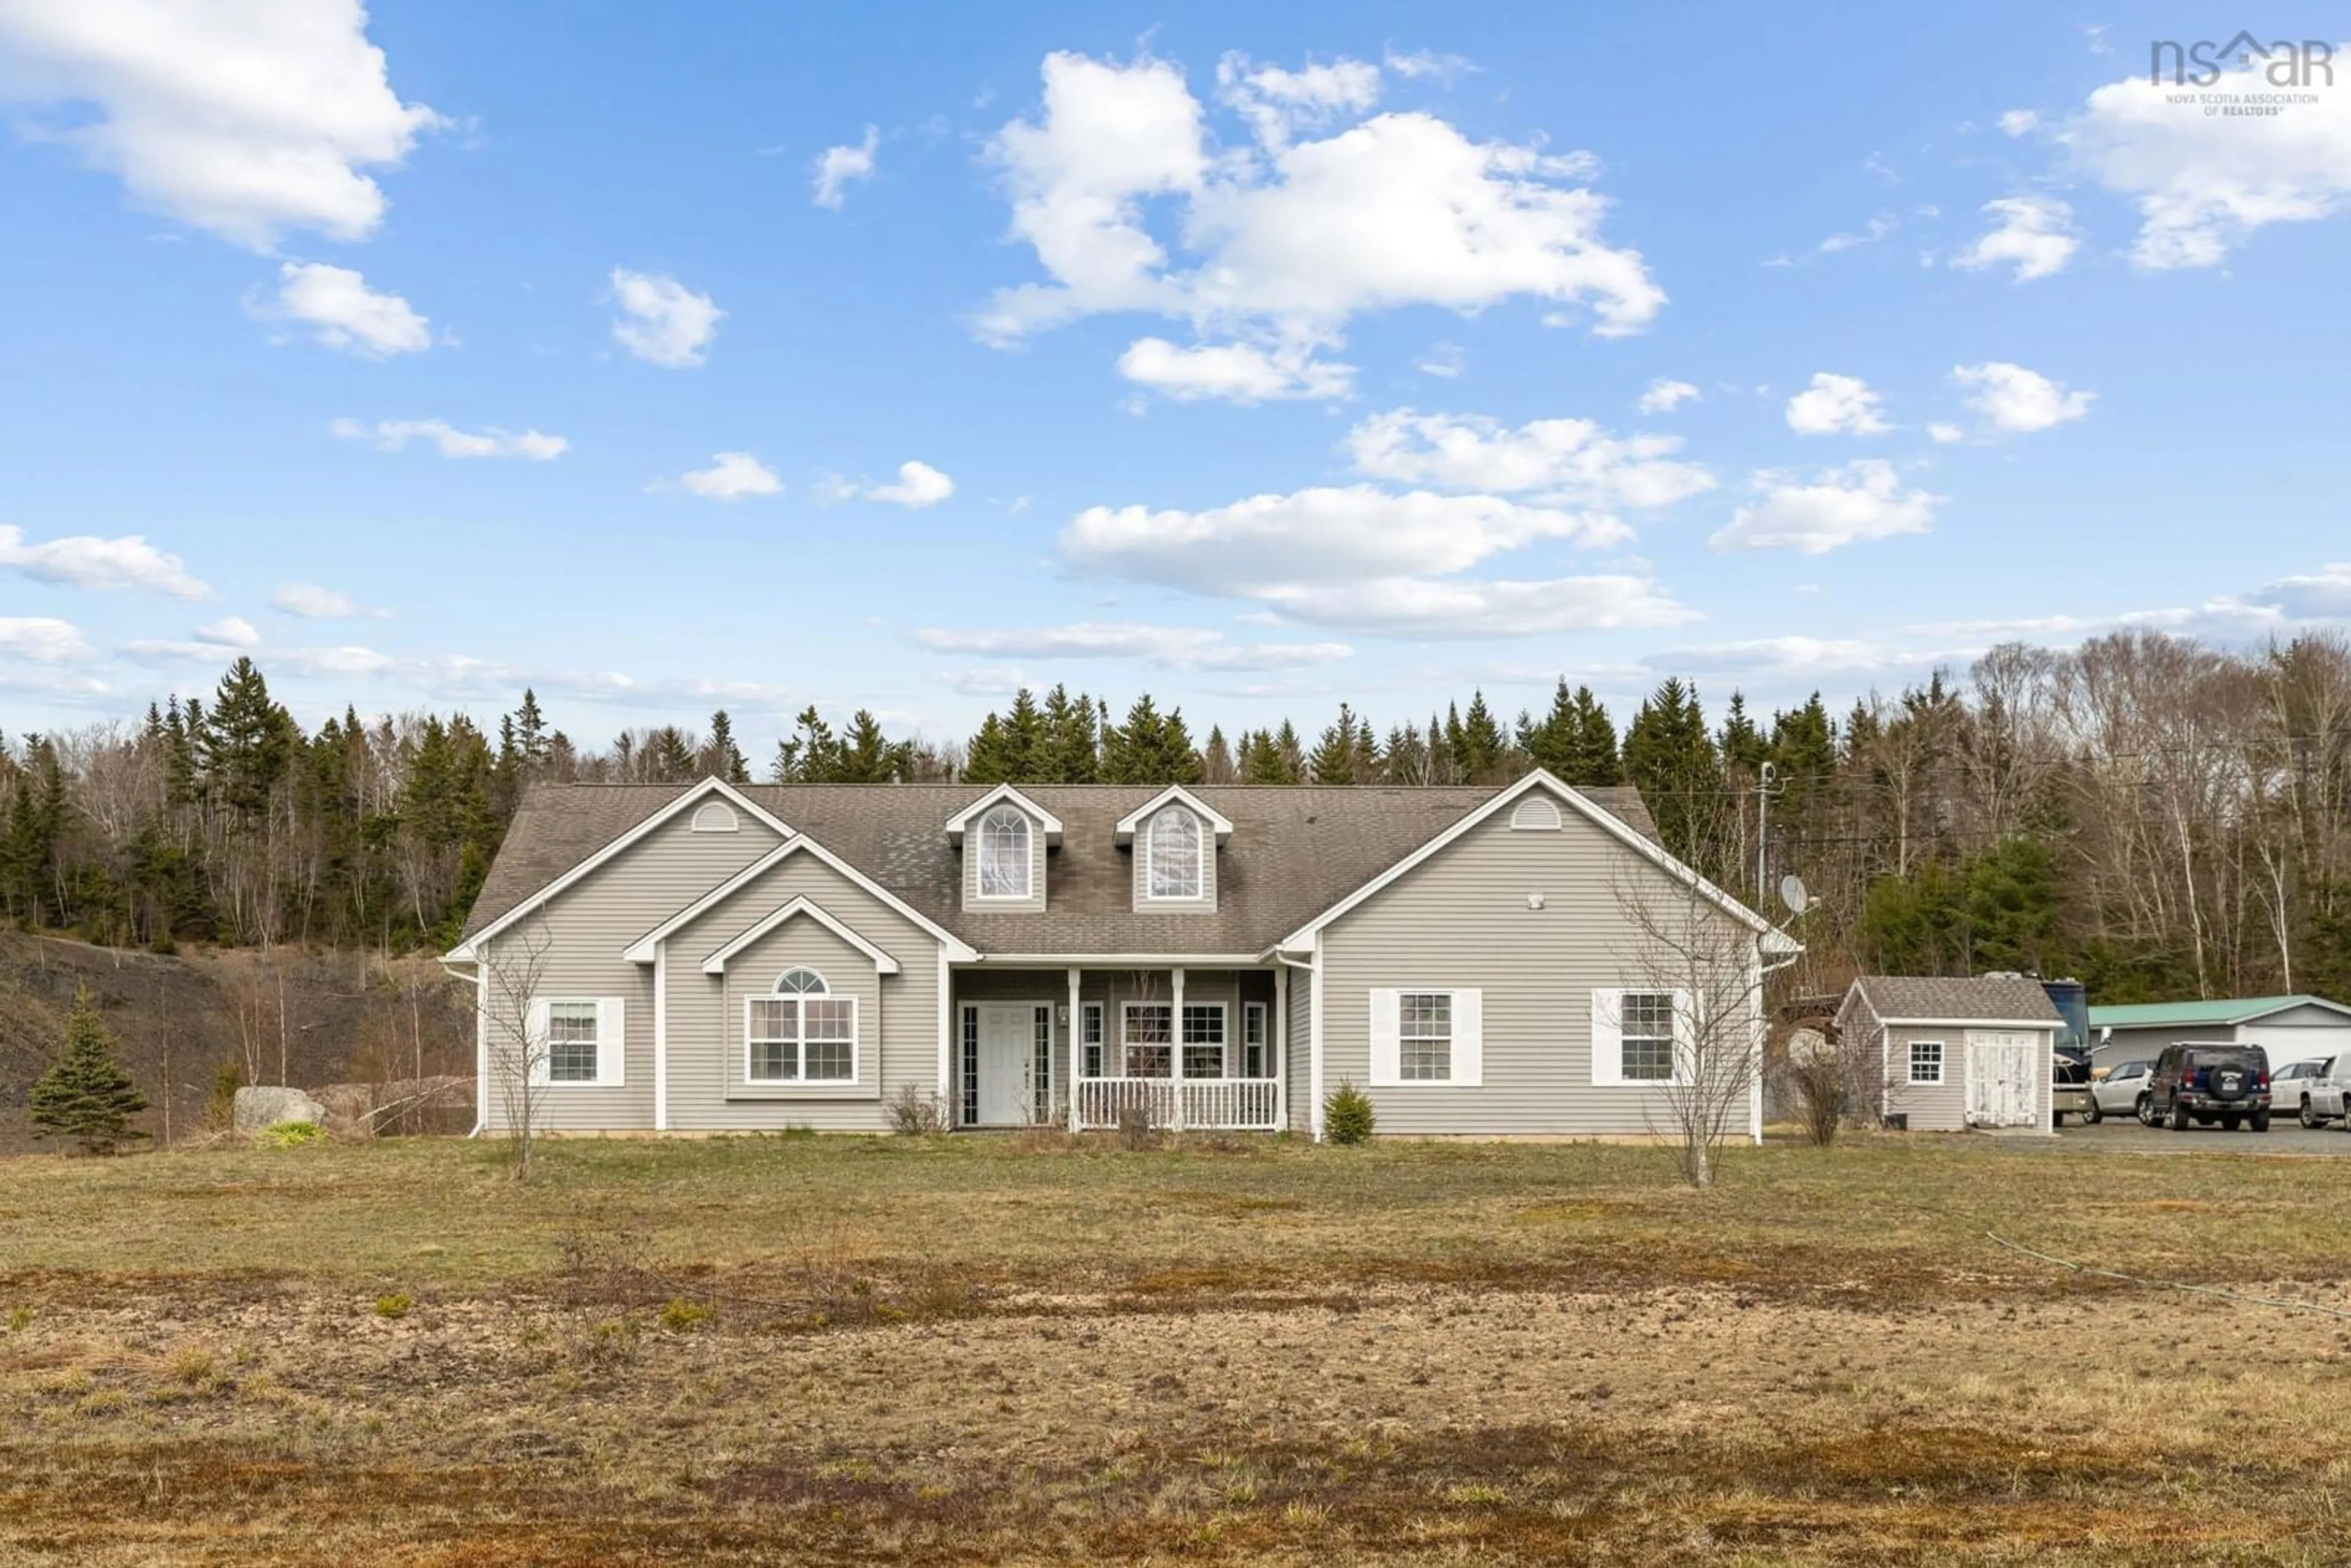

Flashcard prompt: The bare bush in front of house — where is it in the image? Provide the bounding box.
[479,917,556,1180]
[885,1082,951,1135]
[1116,1105,1156,1150]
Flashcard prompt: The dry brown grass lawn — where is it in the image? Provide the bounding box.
[2,1131,2349,1564]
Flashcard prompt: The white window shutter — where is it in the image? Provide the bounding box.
[1672,987,1698,1086]
[524,997,550,1086]
[1589,988,1623,1087]
[1368,988,1400,1087]
[847,997,862,1082]
[1451,989,1483,1087]
[598,996,628,1087]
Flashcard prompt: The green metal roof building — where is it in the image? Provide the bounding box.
[2087,993,2351,1070]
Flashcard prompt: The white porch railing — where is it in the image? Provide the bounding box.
[1072,1076,1284,1132]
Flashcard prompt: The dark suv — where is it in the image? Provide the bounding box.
[2146,1042,2271,1132]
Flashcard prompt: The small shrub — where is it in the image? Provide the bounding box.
[1322,1079,1376,1144]
[884,1082,951,1135]
[254,1120,324,1150]
[659,1298,712,1333]
[373,1293,413,1320]
[6,1307,30,1332]
[207,1062,245,1130]
[1117,1105,1157,1151]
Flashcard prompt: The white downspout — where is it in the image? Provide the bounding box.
[439,951,487,1139]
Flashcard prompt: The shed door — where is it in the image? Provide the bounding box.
[1965,1032,2038,1127]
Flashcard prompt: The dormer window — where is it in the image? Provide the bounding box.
[1147,808,1204,900]
[976,806,1032,899]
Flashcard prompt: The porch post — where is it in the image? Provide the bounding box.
[1067,965,1082,1130]
[1170,966,1186,1131]
[1273,962,1289,1126]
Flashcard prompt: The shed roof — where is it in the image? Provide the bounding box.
[1847,975,2063,1027]
[463,779,1665,957]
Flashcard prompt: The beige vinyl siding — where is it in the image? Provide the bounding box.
[1318,802,1760,1136]
[1883,1025,1967,1131]
[1130,804,1217,913]
[664,853,941,1132]
[961,806,1048,914]
[479,811,784,1132]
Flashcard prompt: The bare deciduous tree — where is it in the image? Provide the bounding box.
[479,918,555,1180]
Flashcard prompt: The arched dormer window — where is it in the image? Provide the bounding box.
[976,806,1033,898]
[1147,808,1204,900]
[691,800,739,833]
[1510,796,1562,831]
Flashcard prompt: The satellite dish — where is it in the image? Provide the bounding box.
[1779,874,1810,915]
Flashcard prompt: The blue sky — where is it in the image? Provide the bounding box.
[2,3,2347,752]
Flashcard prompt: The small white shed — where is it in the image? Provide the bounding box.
[1837,975,2064,1133]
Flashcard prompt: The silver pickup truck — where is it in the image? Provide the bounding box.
[2298,1055,2349,1128]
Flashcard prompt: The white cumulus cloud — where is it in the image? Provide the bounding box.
[1344,408,1714,509]
[610,268,722,367]
[0,0,440,249]
[1952,195,2079,281]
[1636,378,1700,414]
[811,124,879,208]
[1952,361,2094,433]
[259,261,430,356]
[678,452,782,501]
[193,615,259,648]
[0,524,209,597]
[975,50,1663,358]
[869,460,955,508]
[271,582,385,619]
[0,616,92,662]
[330,418,568,459]
[2057,50,2351,268]
[1785,372,1891,435]
[914,621,1352,671]
[2251,562,2351,617]
[1709,460,1944,555]
[1117,337,1354,402]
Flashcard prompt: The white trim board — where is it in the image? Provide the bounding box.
[943,784,1064,845]
[620,832,976,965]
[1113,784,1234,844]
[1276,768,1793,955]
[447,777,792,961]
[1875,1017,2057,1030]
[702,895,903,977]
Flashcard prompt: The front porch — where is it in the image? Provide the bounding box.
[951,964,1291,1133]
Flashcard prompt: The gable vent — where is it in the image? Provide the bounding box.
[1510,796,1562,831]
[691,801,740,834]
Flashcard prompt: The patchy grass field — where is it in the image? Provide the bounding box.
[2,1131,2348,1564]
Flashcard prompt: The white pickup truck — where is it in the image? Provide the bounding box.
[2300,1055,2350,1128]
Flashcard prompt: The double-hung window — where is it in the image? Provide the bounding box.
[1398,992,1452,1081]
[1242,1002,1268,1078]
[1618,992,1677,1082]
[1081,1002,1104,1078]
[1123,1003,1172,1078]
[1181,1004,1226,1078]
[745,968,857,1084]
[1908,1040,1944,1085]
[546,1000,601,1084]
[975,806,1032,899]
[1591,988,1683,1087]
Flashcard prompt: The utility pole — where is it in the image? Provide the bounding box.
[1755,760,1777,907]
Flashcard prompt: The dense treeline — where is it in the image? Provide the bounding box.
[5,632,2351,1004]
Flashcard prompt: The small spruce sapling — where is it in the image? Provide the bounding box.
[1322,1079,1376,1145]
[29,987,149,1155]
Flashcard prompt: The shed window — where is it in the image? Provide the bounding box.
[976,806,1032,899]
[746,969,855,1083]
[1908,1040,1944,1085]
[1147,809,1204,900]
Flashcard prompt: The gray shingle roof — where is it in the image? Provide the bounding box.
[1849,974,2063,1026]
[464,779,1662,956]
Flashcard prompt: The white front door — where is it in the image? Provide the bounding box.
[975,1004,1038,1127]
[1966,1032,2038,1127]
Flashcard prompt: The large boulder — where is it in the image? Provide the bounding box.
[231,1084,328,1133]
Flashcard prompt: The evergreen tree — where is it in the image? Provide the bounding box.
[962,713,1014,786]
[1623,677,1725,872]
[1564,686,1622,786]
[1103,695,1200,784]
[833,710,914,783]
[1201,725,1235,784]
[1309,703,1365,784]
[1455,691,1507,783]
[1272,719,1305,784]
[1,735,66,927]
[1242,727,1291,784]
[29,986,149,1154]
[702,709,750,784]
[201,658,296,821]
[1040,685,1100,783]
[1000,688,1046,782]
[771,707,839,782]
